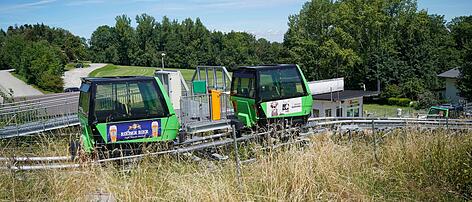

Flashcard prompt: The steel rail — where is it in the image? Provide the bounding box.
[1,117,472,171]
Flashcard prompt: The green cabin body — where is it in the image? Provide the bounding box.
[78,76,180,153]
[427,106,449,118]
[230,64,313,127]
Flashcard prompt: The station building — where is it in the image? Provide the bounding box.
[308,78,378,118]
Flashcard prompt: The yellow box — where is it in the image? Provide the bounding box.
[210,90,221,120]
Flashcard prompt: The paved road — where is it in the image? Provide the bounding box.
[0,69,43,97]
[62,63,107,88]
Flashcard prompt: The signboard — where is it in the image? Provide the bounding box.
[266,97,302,118]
[348,99,359,106]
[107,119,161,143]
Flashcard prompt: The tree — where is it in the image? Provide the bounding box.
[20,41,65,92]
[132,14,158,67]
[458,54,472,101]
[90,25,118,63]
[114,15,134,65]
[451,16,472,101]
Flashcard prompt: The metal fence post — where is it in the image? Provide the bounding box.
[231,125,243,192]
[446,116,449,130]
[372,120,378,162]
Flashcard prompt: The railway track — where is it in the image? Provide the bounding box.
[1,117,471,171]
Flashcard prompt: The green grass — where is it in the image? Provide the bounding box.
[11,72,54,94]
[88,64,195,81]
[364,104,425,117]
[88,64,231,86]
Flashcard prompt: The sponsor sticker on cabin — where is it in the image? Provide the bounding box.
[107,119,161,142]
[267,97,302,117]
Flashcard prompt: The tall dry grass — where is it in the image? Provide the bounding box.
[1,129,471,201]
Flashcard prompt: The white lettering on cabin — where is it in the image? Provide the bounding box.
[120,130,149,137]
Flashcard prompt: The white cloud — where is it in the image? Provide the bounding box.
[0,0,57,13]
[149,0,305,11]
[65,0,105,6]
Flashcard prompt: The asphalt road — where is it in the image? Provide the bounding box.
[0,69,43,97]
[62,63,107,88]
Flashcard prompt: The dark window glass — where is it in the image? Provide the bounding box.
[312,109,320,117]
[79,91,90,116]
[325,109,332,117]
[93,81,168,122]
[336,107,343,117]
[258,67,306,101]
[231,71,256,99]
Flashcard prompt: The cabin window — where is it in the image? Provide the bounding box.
[258,67,307,101]
[93,80,168,122]
[79,83,90,116]
[231,71,256,99]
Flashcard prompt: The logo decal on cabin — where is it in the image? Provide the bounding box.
[266,97,303,118]
[128,123,142,131]
[107,120,161,142]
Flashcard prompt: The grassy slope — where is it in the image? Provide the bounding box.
[1,129,471,201]
[88,64,196,81]
[364,104,426,117]
[11,72,53,94]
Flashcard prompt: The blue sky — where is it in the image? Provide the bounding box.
[0,0,471,42]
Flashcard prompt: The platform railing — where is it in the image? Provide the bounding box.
[0,94,79,138]
[179,92,233,131]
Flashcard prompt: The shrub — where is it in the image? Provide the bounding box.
[381,84,402,99]
[387,97,411,107]
[400,80,425,100]
[416,91,438,109]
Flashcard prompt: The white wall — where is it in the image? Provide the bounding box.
[445,78,464,104]
[312,97,363,117]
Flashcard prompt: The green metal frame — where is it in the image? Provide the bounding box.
[78,77,180,153]
[427,106,449,118]
[230,65,313,127]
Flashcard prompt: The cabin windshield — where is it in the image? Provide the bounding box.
[258,67,307,102]
[428,108,447,117]
[92,80,169,122]
[79,83,91,117]
[231,70,256,99]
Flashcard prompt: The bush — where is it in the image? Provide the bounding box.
[387,97,411,107]
[416,91,438,109]
[381,84,402,99]
[400,80,425,100]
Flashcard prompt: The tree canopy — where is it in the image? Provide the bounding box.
[0,24,87,92]
[283,0,465,101]
[89,15,283,70]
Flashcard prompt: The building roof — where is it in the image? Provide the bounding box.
[312,90,379,101]
[438,68,460,78]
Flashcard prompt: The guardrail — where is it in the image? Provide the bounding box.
[0,93,79,138]
[306,117,472,131]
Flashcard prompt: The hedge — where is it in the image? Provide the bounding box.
[387,97,411,107]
